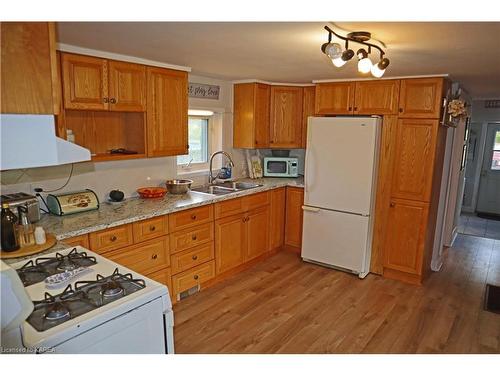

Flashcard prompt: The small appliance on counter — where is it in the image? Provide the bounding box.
[0,192,40,223]
[263,156,299,177]
[46,189,99,216]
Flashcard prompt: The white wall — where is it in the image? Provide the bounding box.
[0,74,247,202]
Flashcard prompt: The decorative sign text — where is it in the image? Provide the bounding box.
[189,82,220,100]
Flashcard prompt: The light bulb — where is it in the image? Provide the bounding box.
[324,43,343,59]
[371,57,390,78]
[358,57,372,74]
[332,57,346,67]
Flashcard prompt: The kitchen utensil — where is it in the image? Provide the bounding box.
[165,179,193,195]
[137,187,167,199]
[46,189,99,216]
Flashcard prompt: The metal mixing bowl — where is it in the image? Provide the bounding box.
[165,179,193,194]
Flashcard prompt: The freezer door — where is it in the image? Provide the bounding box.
[304,117,380,215]
[301,207,371,274]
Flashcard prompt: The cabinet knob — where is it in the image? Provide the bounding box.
[186,144,190,149]
[149,225,156,231]
[191,214,197,220]
[103,97,109,103]
[152,254,158,260]
[192,255,198,260]
[390,202,395,207]
[349,106,352,111]
[193,274,199,280]
[110,235,117,242]
[192,234,197,240]
[354,106,358,111]
[399,108,403,113]
[109,98,116,104]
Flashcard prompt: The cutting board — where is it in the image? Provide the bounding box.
[0,233,57,259]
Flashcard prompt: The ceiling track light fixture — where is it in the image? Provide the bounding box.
[321,25,390,78]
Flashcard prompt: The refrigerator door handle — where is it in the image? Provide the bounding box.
[302,206,321,213]
[304,146,316,193]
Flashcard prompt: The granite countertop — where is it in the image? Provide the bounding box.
[37,177,304,241]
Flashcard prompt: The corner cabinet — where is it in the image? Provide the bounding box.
[270,86,303,148]
[146,67,188,157]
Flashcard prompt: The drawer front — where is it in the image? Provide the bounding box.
[169,205,214,232]
[170,222,214,254]
[243,191,270,211]
[171,242,215,274]
[89,224,134,254]
[64,234,90,248]
[133,215,169,243]
[106,236,170,275]
[172,260,215,298]
[147,267,173,299]
[214,197,244,219]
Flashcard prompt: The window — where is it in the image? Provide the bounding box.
[491,130,500,170]
[177,116,209,166]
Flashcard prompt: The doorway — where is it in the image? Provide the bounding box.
[476,123,500,216]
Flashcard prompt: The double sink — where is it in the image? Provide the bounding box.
[191,181,263,196]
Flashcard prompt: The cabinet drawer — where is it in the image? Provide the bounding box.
[105,236,170,275]
[172,260,215,298]
[133,215,168,242]
[64,234,90,248]
[171,242,214,275]
[147,267,173,299]
[244,191,270,211]
[169,205,213,232]
[214,197,244,219]
[170,222,214,254]
[89,224,133,254]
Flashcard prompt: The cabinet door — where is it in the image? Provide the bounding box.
[314,82,355,115]
[108,60,146,112]
[1,22,59,114]
[61,53,108,110]
[285,187,304,248]
[354,80,400,115]
[384,199,429,275]
[270,188,286,250]
[246,206,270,261]
[146,67,188,157]
[391,119,439,202]
[215,213,246,274]
[302,86,316,148]
[254,83,271,148]
[270,86,303,148]
[399,78,444,118]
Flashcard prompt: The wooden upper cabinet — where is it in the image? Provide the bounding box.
[384,199,429,276]
[108,61,146,112]
[354,80,400,115]
[233,83,270,148]
[270,86,303,148]
[399,78,444,118]
[146,67,188,157]
[391,119,439,202]
[302,86,315,148]
[314,82,355,115]
[62,53,108,111]
[1,22,60,114]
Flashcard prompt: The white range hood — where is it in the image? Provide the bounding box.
[0,114,91,171]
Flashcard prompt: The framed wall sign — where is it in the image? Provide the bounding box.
[188,82,220,100]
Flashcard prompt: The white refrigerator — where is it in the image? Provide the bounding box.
[301,116,381,278]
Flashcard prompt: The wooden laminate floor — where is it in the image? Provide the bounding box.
[173,234,500,353]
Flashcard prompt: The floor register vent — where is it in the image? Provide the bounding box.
[178,285,201,301]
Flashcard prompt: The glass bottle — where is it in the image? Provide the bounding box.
[1,203,20,252]
[18,205,35,247]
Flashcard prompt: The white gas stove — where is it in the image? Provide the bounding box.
[0,246,174,354]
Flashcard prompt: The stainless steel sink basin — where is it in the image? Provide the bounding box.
[191,181,263,196]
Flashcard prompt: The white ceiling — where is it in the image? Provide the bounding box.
[57,22,500,98]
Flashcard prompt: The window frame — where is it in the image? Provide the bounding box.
[177,114,213,173]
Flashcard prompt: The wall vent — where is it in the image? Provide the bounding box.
[484,100,500,108]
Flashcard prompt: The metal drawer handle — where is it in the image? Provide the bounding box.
[110,235,117,242]
[149,225,156,231]
[191,214,197,220]
[193,275,199,280]
[192,234,197,240]
[152,254,158,260]
[192,255,198,260]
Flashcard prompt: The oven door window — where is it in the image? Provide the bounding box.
[267,161,288,174]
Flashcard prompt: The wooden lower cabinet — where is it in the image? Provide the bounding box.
[246,206,270,261]
[269,187,286,250]
[147,267,173,299]
[285,187,304,248]
[170,242,215,275]
[171,260,216,298]
[383,199,429,279]
[215,213,247,274]
[63,234,90,248]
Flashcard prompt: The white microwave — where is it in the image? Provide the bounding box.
[263,157,299,177]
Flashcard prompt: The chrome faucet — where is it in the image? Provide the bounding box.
[209,151,235,184]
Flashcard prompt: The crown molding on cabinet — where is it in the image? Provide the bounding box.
[312,74,449,84]
[231,79,314,87]
[57,43,192,72]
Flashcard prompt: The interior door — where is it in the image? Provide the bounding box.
[476,123,500,214]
